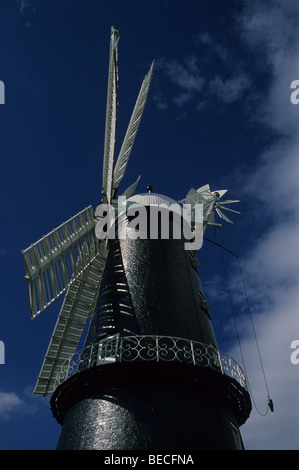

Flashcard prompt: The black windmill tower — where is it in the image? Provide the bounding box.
[22,27,251,450]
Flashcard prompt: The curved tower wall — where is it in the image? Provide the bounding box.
[53,194,251,450]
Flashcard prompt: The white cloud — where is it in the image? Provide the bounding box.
[238,0,299,136]
[17,0,35,16]
[243,139,299,218]
[173,91,193,107]
[152,92,168,111]
[155,3,299,448]
[0,391,24,420]
[157,56,205,92]
[197,32,228,61]
[236,144,299,450]
[238,0,299,65]
[0,388,42,420]
[16,0,36,27]
[228,296,299,450]
[156,35,250,111]
[209,73,251,104]
[222,0,299,450]
[155,56,205,109]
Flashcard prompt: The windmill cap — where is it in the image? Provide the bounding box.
[126,192,178,208]
[124,192,194,227]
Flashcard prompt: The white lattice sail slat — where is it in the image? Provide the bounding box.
[22,206,98,318]
[34,250,107,395]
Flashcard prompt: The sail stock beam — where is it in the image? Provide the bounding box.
[102,27,120,205]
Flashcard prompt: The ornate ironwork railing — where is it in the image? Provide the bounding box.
[53,335,247,391]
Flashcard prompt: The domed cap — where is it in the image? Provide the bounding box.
[126,192,179,208]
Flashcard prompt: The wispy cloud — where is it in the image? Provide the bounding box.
[0,388,42,420]
[0,247,15,257]
[16,0,36,27]
[155,56,206,110]
[209,73,251,104]
[157,56,205,93]
[156,35,251,111]
[0,391,24,420]
[197,32,228,61]
[216,0,299,450]
[175,0,299,450]
[17,0,35,15]
[237,0,299,136]
[152,91,168,111]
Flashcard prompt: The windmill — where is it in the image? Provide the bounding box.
[22,27,250,450]
[22,27,154,396]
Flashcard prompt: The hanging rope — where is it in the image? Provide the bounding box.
[203,236,273,415]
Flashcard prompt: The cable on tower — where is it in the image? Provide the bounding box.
[203,236,274,416]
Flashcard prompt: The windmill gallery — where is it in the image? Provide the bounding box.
[22,27,252,450]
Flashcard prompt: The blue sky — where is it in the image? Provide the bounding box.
[0,0,299,450]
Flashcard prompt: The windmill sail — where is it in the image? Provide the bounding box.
[22,206,98,319]
[180,185,240,231]
[102,27,120,204]
[34,248,107,396]
[22,26,155,397]
[113,60,155,193]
